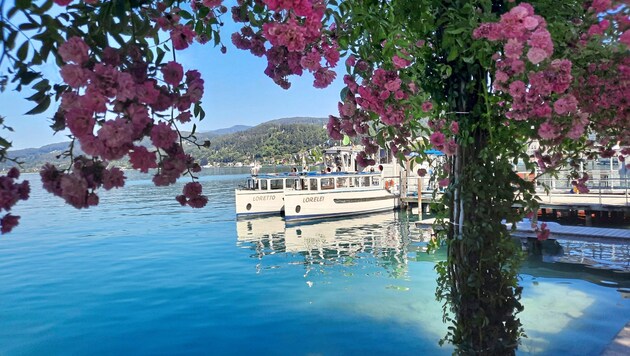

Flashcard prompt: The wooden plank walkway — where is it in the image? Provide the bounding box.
[415,219,630,240]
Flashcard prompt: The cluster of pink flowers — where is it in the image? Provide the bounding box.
[231,0,338,89]
[326,54,420,166]
[52,36,207,208]
[428,119,459,157]
[152,1,227,51]
[477,1,629,171]
[40,158,123,209]
[176,182,209,208]
[0,168,30,234]
[475,4,582,169]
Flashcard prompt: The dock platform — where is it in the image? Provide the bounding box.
[415,218,630,240]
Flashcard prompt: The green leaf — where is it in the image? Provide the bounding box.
[25,95,50,115]
[178,10,192,20]
[447,47,458,62]
[17,41,29,61]
[342,135,351,145]
[340,86,348,101]
[0,137,12,149]
[15,0,32,10]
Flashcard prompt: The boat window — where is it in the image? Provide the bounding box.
[301,178,308,190]
[247,178,255,190]
[361,176,370,187]
[336,177,348,188]
[352,177,360,187]
[285,179,295,189]
[372,177,380,186]
[321,177,334,190]
[260,179,268,190]
[270,179,283,190]
[309,178,318,191]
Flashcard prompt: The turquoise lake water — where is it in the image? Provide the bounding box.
[0,168,628,355]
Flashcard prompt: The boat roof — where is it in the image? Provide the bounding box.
[253,171,381,179]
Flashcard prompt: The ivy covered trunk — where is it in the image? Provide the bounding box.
[435,62,524,354]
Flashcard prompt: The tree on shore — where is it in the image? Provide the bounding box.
[1,0,627,353]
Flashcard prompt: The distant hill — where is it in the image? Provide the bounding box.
[2,117,329,171]
[204,125,252,137]
[265,117,328,126]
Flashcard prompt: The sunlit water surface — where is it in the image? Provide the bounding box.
[0,169,628,355]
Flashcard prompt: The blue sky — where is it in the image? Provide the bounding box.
[0,13,345,150]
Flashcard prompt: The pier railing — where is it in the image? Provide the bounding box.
[398,172,630,208]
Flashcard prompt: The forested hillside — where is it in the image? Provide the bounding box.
[2,118,330,171]
[192,121,330,165]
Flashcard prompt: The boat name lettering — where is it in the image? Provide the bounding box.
[253,195,275,201]
[302,196,325,203]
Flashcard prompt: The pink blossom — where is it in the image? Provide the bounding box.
[326,116,343,140]
[523,16,539,30]
[345,55,356,67]
[504,39,523,59]
[300,49,321,72]
[590,0,611,13]
[161,61,184,86]
[116,72,136,102]
[59,174,89,208]
[187,195,208,208]
[417,168,427,177]
[54,0,73,5]
[313,67,336,88]
[536,222,550,241]
[392,55,411,69]
[102,167,125,190]
[508,80,526,97]
[422,101,433,112]
[537,121,559,140]
[384,78,401,92]
[1,214,20,234]
[203,0,222,7]
[322,42,340,67]
[553,95,578,115]
[450,121,459,135]
[176,111,192,123]
[183,182,203,198]
[59,36,89,64]
[438,178,450,188]
[129,146,158,173]
[60,64,90,88]
[526,47,548,64]
[429,132,445,148]
[65,108,95,139]
[136,80,161,105]
[443,139,459,156]
[621,30,630,47]
[170,25,196,50]
[151,122,178,149]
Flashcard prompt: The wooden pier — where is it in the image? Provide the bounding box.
[401,190,630,226]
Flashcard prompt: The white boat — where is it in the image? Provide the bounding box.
[283,171,400,221]
[234,172,299,217]
[234,146,401,219]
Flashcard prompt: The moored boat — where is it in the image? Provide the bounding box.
[234,145,401,219]
[283,171,400,221]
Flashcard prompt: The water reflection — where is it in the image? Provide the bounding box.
[236,212,434,278]
[237,213,630,292]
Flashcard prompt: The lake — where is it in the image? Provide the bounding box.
[0,168,628,355]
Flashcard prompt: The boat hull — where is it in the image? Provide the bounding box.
[234,189,285,217]
[283,188,399,221]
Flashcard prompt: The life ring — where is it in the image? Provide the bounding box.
[384,179,395,191]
